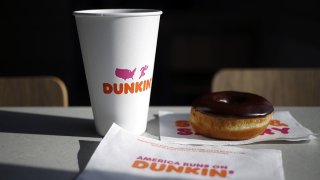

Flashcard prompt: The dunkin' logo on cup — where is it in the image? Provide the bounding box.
[103,65,152,95]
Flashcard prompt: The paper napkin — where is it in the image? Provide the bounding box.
[159,111,316,146]
[77,124,285,180]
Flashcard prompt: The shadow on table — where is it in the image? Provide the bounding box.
[0,163,77,180]
[145,114,160,138]
[77,114,161,173]
[0,110,99,137]
[78,140,100,171]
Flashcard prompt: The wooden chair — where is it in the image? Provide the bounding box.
[212,68,320,106]
[0,76,68,106]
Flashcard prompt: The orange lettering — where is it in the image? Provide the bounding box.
[124,83,135,94]
[143,80,147,91]
[114,83,123,94]
[135,81,143,93]
[269,120,288,126]
[185,167,199,175]
[166,165,183,173]
[201,168,208,176]
[132,160,149,169]
[103,78,152,95]
[132,159,232,178]
[175,120,190,127]
[146,78,152,90]
[209,169,227,177]
[103,83,113,94]
[150,163,166,171]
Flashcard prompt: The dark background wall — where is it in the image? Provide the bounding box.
[2,0,320,106]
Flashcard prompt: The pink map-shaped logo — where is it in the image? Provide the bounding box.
[115,68,136,80]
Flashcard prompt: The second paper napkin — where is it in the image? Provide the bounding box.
[77,124,284,180]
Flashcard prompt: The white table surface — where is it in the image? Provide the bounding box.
[0,106,319,180]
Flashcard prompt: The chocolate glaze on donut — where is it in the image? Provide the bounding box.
[192,91,274,118]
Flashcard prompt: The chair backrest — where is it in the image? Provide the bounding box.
[212,68,320,106]
[0,76,68,106]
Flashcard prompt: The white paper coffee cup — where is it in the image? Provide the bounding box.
[74,9,162,136]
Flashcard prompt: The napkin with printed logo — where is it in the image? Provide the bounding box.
[77,123,285,180]
[159,111,316,146]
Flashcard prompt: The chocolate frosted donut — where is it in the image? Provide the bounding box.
[193,91,274,117]
[190,91,274,140]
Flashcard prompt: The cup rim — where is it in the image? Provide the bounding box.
[73,9,162,17]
